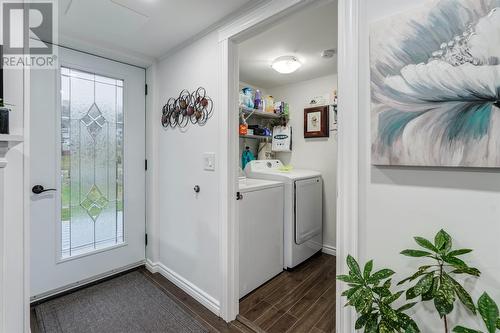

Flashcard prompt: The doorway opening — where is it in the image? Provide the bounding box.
[230,1,339,331]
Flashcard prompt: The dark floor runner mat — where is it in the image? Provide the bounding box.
[34,271,209,333]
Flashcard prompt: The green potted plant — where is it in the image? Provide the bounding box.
[399,230,480,333]
[453,293,500,333]
[337,255,420,332]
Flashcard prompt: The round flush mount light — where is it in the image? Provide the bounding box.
[271,56,302,74]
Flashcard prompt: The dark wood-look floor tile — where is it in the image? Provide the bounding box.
[314,301,335,333]
[310,327,325,333]
[273,265,326,313]
[255,306,286,330]
[267,313,298,333]
[288,295,331,333]
[314,285,336,333]
[230,319,261,333]
[244,300,274,321]
[287,265,334,318]
[238,253,336,333]
[263,255,327,306]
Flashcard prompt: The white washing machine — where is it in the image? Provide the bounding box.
[244,160,323,269]
[238,178,284,298]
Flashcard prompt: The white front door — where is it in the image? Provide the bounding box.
[30,48,146,298]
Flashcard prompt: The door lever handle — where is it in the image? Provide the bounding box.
[32,185,56,194]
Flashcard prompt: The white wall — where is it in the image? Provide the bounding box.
[3,67,27,332]
[358,0,500,330]
[152,31,221,313]
[269,74,338,252]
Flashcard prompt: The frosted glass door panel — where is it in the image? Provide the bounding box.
[61,67,124,258]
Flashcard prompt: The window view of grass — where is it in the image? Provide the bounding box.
[60,152,123,222]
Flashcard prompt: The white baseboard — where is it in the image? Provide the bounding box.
[322,244,337,256]
[146,259,220,316]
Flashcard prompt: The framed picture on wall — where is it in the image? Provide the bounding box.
[304,106,329,138]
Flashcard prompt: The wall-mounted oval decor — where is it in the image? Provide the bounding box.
[161,87,214,129]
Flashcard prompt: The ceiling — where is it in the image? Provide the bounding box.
[239,1,338,89]
[58,0,260,67]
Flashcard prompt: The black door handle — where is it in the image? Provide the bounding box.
[32,185,56,194]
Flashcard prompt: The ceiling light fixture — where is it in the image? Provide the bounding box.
[271,56,302,74]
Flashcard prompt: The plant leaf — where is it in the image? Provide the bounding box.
[478,292,499,333]
[405,323,420,333]
[379,321,392,333]
[422,276,439,301]
[448,249,473,257]
[413,273,434,297]
[398,313,420,333]
[434,278,455,317]
[337,274,362,284]
[364,260,374,280]
[380,303,399,324]
[398,266,432,286]
[373,286,392,298]
[452,267,481,277]
[367,269,395,284]
[342,285,362,299]
[414,236,439,252]
[452,327,483,333]
[355,313,370,329]
[496,317,500,329]
[365,314,378,333]
[401,249,433,258]
[347,255,363,279]
[406,287,418,300]
[398,302,418,312]
[443,255,467,268]
[384,291,404,304]
[435,229,452,252]
[445,274,476,314]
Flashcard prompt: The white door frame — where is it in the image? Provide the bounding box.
[23,49,149,331]
[217,1,360,331]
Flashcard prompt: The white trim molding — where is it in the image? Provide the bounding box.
[0,135,23,332]
[216,0,354,326]
[217,37,240,322]
[336,0,360,332]
[218,0,304,42]
[146,260,221,316]
[322,245,337,256]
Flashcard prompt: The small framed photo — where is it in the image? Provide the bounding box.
[304,106,329,138]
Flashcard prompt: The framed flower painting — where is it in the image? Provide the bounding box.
[370,0,500,167]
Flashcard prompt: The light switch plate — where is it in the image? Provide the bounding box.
[203,152,216,171]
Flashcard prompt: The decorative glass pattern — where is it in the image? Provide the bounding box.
[80,185,108,221]
[81,104,106,140]
[61,67,124,258]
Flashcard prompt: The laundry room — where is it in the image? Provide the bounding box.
[236,1,338,331]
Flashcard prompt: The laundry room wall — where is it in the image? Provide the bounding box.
[357,0,500,330]
[269,74,338,253]
[151,31,222,314]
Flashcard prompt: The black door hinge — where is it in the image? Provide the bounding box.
[145,159,148,171]
[145,233,148,246]
[236,192,243,200]
[145,84,148,95]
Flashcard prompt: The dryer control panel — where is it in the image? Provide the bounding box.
[245,159,283,173]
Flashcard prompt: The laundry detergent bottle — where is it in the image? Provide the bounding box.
[241,146,255,169]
